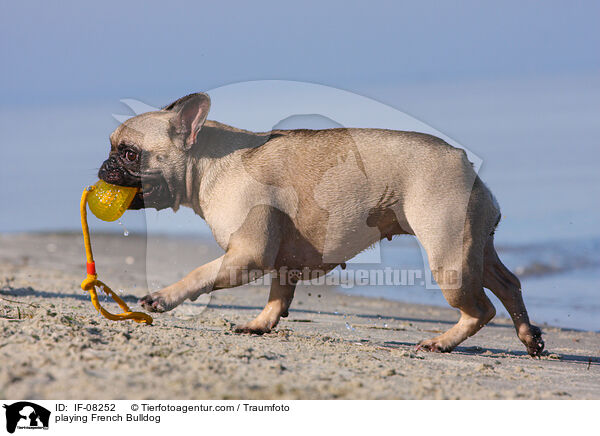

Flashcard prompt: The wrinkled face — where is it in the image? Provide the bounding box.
[98,93,211,210]
[99,112,178,210]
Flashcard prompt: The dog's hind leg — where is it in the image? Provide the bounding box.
[234,278,296,334]
[483,236,544,356]
[416,240,497,353]
[410,175,497,353]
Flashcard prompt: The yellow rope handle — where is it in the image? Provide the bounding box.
[80,187,153,325]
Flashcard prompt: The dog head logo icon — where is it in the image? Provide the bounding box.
[3,402,50,433]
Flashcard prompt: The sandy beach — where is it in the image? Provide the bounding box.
[1,232,598,400]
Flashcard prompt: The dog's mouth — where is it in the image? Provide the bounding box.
[128,177,171,210]
[126,175,172,210]
[98,159,172,210]
[141,182,159,198]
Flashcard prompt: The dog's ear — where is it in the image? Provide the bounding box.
[165,93,211,150]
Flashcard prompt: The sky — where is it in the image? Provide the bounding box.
[1,1,599,106]
[0,1,599,240]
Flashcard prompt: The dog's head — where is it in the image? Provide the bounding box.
[98,93,211,210]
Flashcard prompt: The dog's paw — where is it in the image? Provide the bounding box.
[520,324,544,357]
[415,338,454,353]
[233,320,275,335]
[139,293,170,313]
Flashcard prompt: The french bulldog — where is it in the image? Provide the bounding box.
[98,92,544,356]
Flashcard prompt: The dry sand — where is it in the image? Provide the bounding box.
[1,232,598,399]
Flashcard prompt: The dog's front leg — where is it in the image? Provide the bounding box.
[139,249,268,313]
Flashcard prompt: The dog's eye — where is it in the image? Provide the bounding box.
[124,150,138,162]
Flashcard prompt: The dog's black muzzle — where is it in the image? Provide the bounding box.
[98,156,141,187]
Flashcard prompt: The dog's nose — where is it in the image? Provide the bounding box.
[98,157,121,182]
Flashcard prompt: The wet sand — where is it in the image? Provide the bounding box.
[0,232,598,399]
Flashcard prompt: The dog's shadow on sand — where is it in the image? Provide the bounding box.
[1,287,140,303]
[209,302,499,328]
[3,287,598,366]
[380,341,600,366]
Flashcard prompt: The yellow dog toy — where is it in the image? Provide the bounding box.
[80,181,153,324]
